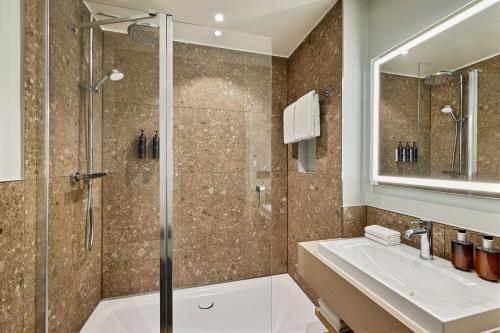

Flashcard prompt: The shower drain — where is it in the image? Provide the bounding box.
[198,301,214,310]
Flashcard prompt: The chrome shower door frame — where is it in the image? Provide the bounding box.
[159,13,174,333]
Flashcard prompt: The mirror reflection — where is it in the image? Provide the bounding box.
[378,2,500,184]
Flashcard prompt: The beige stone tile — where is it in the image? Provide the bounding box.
[271,57,288,173]
[173,234,246,288]
[244,63,272,113]
[176,42,245,65]
[179,108,245,173]
[342,206,367,238]
[271,172,288,274]
[103,46,159,106]
[287,172,342,280]
[102,173,159,245]
[178,55,244,111]
[102,240,159,298]
[0,181,26,332]
[245,112,272,172]
[177,172,246,239]
[103,138,160,175]
[102,101,159,146]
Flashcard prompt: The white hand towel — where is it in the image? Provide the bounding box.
[314,92,320,137]
[365,225,401,241]
[283,103,296,144]
[294,91,319,141]
[318,299,344,332]
[365,233,401,246]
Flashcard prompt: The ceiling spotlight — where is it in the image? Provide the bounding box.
[400,50,409,55]
[214,30,222,37]
[214,13,224,22]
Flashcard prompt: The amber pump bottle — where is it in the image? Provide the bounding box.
[451,229,474,271]
[475,235,499,282]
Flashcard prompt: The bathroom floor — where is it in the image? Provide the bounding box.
[81,274,325,333]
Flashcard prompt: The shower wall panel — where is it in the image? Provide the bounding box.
[0,0,42,331]
[429,54,500,181]
[379,73,431,177]
[101,36,287,297]
[46,1,104,332]
[286,0,343,304]
[101,32,160,298]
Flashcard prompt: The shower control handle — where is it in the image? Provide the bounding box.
[70,171,107,184]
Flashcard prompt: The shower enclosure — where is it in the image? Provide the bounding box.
[41,1,277,332]
[417,63,499,182]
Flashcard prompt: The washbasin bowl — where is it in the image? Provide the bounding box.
[318,238,500,333]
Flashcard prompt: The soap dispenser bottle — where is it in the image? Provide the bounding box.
[152,130,160,160]
[475,235,499,282]
[405,142,411,162]
[451,229,474,271]
[412,142,418,162]
[138,129,147,159]
[397,142,404,162]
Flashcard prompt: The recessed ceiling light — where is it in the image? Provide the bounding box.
[400,50,409,55]
[214,13,224,22]
[214,30,222,37]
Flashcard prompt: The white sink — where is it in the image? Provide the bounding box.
[318,238,500,333]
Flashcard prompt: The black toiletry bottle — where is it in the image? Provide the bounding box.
[152,130,160,160]
[398,142,404,162]
[412,142,418,162]
[405,142,411,162]
[409,143,414,162]
[138,129,147,159]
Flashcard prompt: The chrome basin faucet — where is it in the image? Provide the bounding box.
[404,219,433,260]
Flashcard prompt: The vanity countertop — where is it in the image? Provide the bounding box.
[298,238,500,333]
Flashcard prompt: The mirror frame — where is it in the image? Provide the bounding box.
[370,0,500,195]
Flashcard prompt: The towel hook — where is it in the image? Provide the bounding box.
[316,89,331,98]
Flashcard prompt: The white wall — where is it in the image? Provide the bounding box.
[362,0,500,236]
[0,0,24,182]
[342,0,367,206]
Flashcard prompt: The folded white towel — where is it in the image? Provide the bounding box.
[283,103,296,144]
[313,92,320,137]
[365,233,401,246]
[318,299,344,332]
[294,91,320,141]
[365,225,401,241]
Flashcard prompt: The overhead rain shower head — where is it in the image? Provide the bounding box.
[128,22,159,48]
[93,69,124,91]
[424,71,454,86]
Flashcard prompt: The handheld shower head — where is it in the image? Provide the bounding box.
[441,105,457,121]
[109,69,124,81]
[92,69,124,91]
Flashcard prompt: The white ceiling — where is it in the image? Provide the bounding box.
[85,0,337,57]
[381,2,500,77]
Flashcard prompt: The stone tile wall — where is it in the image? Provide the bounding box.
[0,0,43,331]
[44,1,104,332]
[379,73,430,177]
[286,1,343,304]
[101,35,287,296]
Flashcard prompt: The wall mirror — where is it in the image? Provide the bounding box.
[0,0,24,182]
[371,0,500,196]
